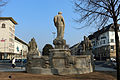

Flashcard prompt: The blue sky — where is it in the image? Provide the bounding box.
[1,0,97,50]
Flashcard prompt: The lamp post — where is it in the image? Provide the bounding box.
[52,32,56,39]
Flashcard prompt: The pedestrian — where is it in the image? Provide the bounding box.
[12,57,16,68]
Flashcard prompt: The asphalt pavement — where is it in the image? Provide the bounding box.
[94,61,116,71]
[0,61,117,72]
[0,62,25,72]
[95,65,116,71]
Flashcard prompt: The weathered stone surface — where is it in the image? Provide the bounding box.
[26,54,93,75]
[26,48,93,75]
[27,67,53,75]
[51,67,92,75]
[53,12,67,49]
[28,38,40,56]
[53,38,66,49]
[26,12,93,75]
[54,12,65,40]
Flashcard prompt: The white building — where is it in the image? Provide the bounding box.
[88,24,120,60]
[0,17,28,60]
[14,36,28,59]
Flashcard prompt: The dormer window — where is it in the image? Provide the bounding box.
[2,23,5,28]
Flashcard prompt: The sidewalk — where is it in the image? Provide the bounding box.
[95,65,116,71]
[0,67,25,72]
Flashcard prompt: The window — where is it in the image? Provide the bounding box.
[111,46,114,50]
[92,41,95,46]
[101,36,106,39]
[13,25,15,29]
[111,39,114,43]
[16,46,19,52]
[2,23,5,28]
[9,43,12,47]
[9,38,14,42]
[22,45,24,48]
[9,43,14,48]
[100,41,102,45]
[103,40,105,44]
[9,32,14,37]
[97,41,99,46]
[9,27,12,31]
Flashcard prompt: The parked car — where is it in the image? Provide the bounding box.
[23,59,27,63]
[9,59,27,63]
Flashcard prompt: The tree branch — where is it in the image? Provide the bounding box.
[114,0,119,6]
[75,2,112,18]
[116,4,120,17]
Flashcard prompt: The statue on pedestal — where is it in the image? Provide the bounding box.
[53,12,66,48]
[28,38,40,56]
[54,12,65,39]
[84,36,92,51]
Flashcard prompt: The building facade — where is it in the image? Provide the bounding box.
[88,24,120,60]
[0,17,28,60]
[14,36,28,59]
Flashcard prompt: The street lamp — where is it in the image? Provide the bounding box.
[52,32,56,39]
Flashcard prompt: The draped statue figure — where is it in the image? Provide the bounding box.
[54,12,65,39]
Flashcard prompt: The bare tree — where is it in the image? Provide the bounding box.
[73,0,120,79]
[0,0,7,6]
[0,0,8,14]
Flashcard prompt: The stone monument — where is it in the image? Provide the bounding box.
[79,36,94,70]
[49,12,93,74]
[26,12,93,75]
[26,38,42,73]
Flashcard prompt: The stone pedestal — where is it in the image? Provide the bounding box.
[53,38,66,49]
[26,38,93,75]
[49,49,93,75]
[49,49,76,75]
[49,49,70,68]
[26,54,52,74]
[26,53,93,75]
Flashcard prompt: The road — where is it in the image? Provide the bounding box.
[0,62,25,72]
[0,61,116,72]
[94,61,116,71]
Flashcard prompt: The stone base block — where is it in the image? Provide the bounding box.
[27,67,53,75]
[49,49,71,57]
[26,67,92,75]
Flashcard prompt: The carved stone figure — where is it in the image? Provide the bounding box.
[79,36,92,54]
[28,38,37,51]
[54,12,65,39]
[80,41,86,53]
[53,12,66,49]
[28,38,40,55]
[65,54,76,68]
[83,36,92,51]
